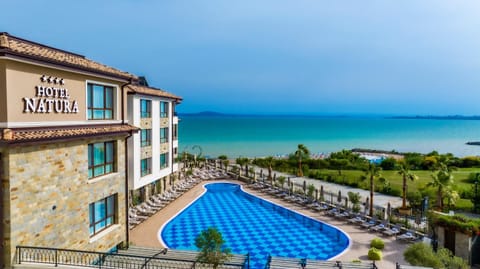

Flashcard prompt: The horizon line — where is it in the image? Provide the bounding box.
[178,111,480,119]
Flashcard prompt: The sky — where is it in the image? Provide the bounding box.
[2,1,480,116]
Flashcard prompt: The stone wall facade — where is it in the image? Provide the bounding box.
[2,136,128,268]
[436,226,472,263]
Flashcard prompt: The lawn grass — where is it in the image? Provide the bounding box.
[306,168,478,211]
[309,168,478,193]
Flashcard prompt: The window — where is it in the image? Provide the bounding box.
[140,129,151,147]
[160,102,169,118]
[160,127,168,143]
[87,83,113,120]
[160,153,169,169]
[140,99,151,118]
[88,141,115,179]
[141,158,151,176]
[89,194,117,236]
[172,124,178,140]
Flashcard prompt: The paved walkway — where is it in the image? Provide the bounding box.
[130,179,410,269]
[251,166,403,209]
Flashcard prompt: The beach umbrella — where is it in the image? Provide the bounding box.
[320,185,324,201]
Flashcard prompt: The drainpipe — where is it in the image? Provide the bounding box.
[124,132,132,249]
[121,78,133,249]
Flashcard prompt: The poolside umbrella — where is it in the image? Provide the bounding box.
[320,185,324,201]
[387,202,392,219]
[303,181,306,194]
[260,169,263,179]
[315,189,319,201]
[344,197,348,208]
[287,177,291,189]
[273,173,276,185]
[337,190,342,203]
[365,197,369,214]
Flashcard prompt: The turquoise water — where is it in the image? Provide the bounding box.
[160,183,349,269]
[179,115,480,158]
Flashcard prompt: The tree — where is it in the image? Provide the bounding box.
[307,184,315,199]
[195,227,233,269]
[427,162,455,211]
[235,157,249,176]
[363,163,382,217]
[398,163,418,209]
[294,144,310,177]
[223,159,230,172]
[329,158,350,176]
[264,156,274,181]
[277,176,286,189]
[348,192,361,213]
[218,155,228,169]
[380,157,397,170]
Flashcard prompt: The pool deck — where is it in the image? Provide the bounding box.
[130,179,409,268]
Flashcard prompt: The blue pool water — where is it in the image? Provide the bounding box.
[160,183,350,269]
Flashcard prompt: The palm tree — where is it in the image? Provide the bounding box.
[294,144,310,177]
[427,162,454,211]
[364,163,382,217]
[235,157,249,176]
[398,162,418,209]
[218,155,228,170]
[264,156,274,181]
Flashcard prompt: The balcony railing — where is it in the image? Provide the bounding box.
[16,246,248,269]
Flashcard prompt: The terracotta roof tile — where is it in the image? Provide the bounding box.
[126,84,182,101]
[0,32,136,80]
[1,124,139,143]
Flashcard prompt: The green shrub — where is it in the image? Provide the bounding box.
[370,238,385,250]
[368,248,382,261]
[437,248,469,269]
[403,243,441,268]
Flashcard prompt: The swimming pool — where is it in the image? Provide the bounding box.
[159,183,350,269]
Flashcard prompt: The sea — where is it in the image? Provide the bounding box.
[178,115,480,158]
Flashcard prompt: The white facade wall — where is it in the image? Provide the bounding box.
[127,94,179,190]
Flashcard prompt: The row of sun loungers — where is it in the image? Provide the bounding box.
[192,168,229,180]
[128,177,201,229]
[128,167,233,229]
[251,182,423,243]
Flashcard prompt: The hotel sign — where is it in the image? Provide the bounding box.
[23,75,79,114]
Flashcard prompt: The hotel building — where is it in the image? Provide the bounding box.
[0,33,181,268]
[125,83,180,204]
